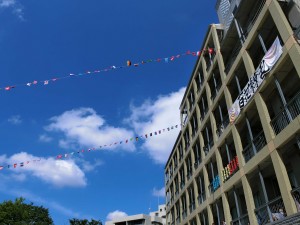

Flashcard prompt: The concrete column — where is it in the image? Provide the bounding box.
[242,50,255,78]
[222,192,232,224]
[288,45,300,79]
[216,148,224,187]
[242,176,258,225]
[203,165,210,199]
[208,204,214,225]
[210,113,218,145]
[270,149,298,215]
[232,125,245,167]
[224,86,233,112]
[269,0,294,43]
[254,93,275,142]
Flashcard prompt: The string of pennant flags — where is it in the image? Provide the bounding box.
[0,124,180,171]
[0,48,215,92]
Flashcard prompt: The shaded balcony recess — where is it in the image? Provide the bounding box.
[211,81,222,101]
[198,192,206,205]
[203,139,214,155]
[221,156,239,183]
[254,196,286,225]
[231,213,250,225]
[237,0,266,39]
[224,41,242,74]
[216,115,230,137]
[291,186,300,212]
[242,130,267,163]
[270,91,300,135]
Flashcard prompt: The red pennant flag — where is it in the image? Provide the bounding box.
[170,56,175,61]
[0,166,4,170]
[5,86,11,91]
[33,80,38,84]
[57,155,62,159]
[208,48,214,54]
[14,163,17,168]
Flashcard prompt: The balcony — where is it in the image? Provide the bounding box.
[176,216,180,224]
[175,188,179,197]
[203,139,214,155]
[270,91,300,135]
[216,115,230,137]
[194,158,201,170]
[182,210,187,220]
[209,175,221,193]
[254,196,285,225]
[241,0,266,39]
[291,186,300,212]
[224,41,242,74]
[189,202,196,213]
[231,213,249,225]
[210,82,222,101]
[187,170,193,180]
[198,192,206,205]
[180,181,185,190]
[242,130,266,163]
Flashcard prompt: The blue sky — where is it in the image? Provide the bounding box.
[0,0,218,224]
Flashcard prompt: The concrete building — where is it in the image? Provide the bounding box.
[164,0,300,225]
[106,205,166,225]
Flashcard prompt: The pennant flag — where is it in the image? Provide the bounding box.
[134,63,139,67]
[57,155,62,159]
[127,60,131,66]
[155,132,157,135]
[52,78,57,81]
[0,166,3,170]
[7,165,10,169]
[208,48,214,54]
[164,58,169,63]
[5,87,11,91]
[136,137,139,141]
[20,162,24,167]
[170,56,175,61]
[44,80,49,85]
[145,134,148,138]
[33,80,38,84]
[159,130,161,134]
[126,140,128,143]
[167,127,170,131]
[26,83,31,86]
[197,51,201,56]
[186,50,191,55]
[69,73,75,76]
[13,163,17,168]
[150,133,152,137]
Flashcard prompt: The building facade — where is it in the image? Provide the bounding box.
[165,0,300,225]
[106,205,166,225]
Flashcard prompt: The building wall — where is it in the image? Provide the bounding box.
[165,1,300,225]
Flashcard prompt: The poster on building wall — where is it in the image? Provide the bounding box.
[228,37,283,123]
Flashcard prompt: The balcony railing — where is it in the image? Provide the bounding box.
[203,139,214,155]
[189,202,196,213]
[198,192,206,205]
[210,82,222,101]
[194,158,201,170]
[231,213,249,225]
[175,188,179,197]
[187,170,193,180]
[242,130,266,163]
[180,181,185,190]
[254,196,285,225]
[209,175,221,193]
[242,0,266,39]
[224,42,242,74]
[176,216,180,224]
[270,91,300,135]
[197,81,204,94]
[291,186,300,212]
[182,210,187,220]
[200,107,208,121]
[216,115,230,137]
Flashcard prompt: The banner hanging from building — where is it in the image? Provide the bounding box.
[228,37,283,123]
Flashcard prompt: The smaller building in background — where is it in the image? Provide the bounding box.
[106,205,166,225]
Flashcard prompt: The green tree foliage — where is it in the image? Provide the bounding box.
[0,197,54,225]
[69,218,102,225]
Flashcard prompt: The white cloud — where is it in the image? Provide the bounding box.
[0,0,24,20]
[1,152,87,188]
[39,134,53,143]
[0,0,15,7]
[75,158,103,172]
[45,108,135,151]
[8,115,22,125]
[125,87,185,164]
[106,210,128,221]
[152,187,165,198]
